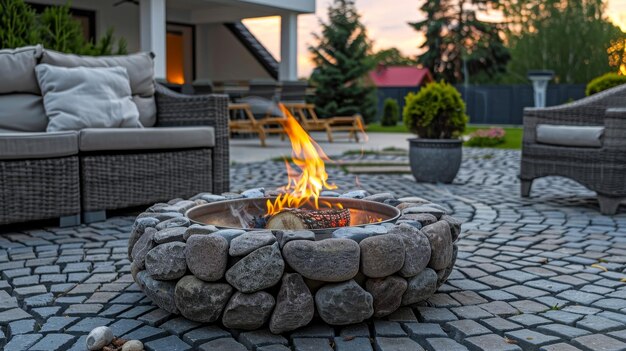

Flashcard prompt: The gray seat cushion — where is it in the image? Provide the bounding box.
[536,124,604,148]
[0,131,78,160]
[36,64,141,132]
[0,94,47,132]
[0,45,43,94]
[79,127,215,152]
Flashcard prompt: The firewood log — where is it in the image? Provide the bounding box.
[266,208,350,230]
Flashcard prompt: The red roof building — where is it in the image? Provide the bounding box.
[367,65,433,87]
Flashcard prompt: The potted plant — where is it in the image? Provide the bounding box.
[402,81,468,183]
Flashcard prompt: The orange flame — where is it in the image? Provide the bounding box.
[266,105,342,216]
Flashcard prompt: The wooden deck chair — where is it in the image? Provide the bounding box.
[284,103,364,143]
[228,103,286,147]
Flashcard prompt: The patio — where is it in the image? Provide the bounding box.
[1,147,625,351]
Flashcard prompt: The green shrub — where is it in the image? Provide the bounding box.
[0,0,39,48]
[465,127,506,147]
[402,81,468,139]
[0,0,126,55]
[586,73,626,96]
[381,98,399,126]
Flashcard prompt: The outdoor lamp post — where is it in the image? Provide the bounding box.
[527,70,554,108]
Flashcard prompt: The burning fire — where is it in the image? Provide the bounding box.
[266,105,343,216]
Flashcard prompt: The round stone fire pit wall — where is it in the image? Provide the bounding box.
[128,189,460,334]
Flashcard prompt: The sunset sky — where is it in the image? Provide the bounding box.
[243,0,626,78]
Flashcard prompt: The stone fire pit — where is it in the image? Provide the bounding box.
[128,189,460,334]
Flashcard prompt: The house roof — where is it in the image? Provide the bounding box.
[368,66,433,87]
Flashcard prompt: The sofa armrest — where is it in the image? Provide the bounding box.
[604,108,626,151]
[155,83,230,193]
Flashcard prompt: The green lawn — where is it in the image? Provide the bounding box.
[366,123,523,149]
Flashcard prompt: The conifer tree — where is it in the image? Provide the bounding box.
[309,0,377,123]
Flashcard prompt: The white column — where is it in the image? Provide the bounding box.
[140,0,166,80]
[279,13,298,81]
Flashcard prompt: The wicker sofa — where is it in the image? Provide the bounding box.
[0,46,229,226]
[520,84,626,215]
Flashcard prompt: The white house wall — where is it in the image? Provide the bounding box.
[195,23,273,81]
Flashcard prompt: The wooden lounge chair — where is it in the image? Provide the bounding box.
[228,103,285,147]
[284,103,364,142]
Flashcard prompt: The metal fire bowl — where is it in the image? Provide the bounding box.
[185,197,401,235]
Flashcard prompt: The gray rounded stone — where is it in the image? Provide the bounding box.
[155,217,190,230]
[222,291,275,330]
[269,273,314,334]
[174,275,232,322]
[183,224,219,240]
[160,200,197,214]
[137,211,181,222]
[128,217,159,260]
[137,271,178,313]
[241,187,266,198]
[438,244,458,287]
[283,239,360,282]
[441,215,462,242]
[131,227,156,270]
[402,204,447,219]
[315,280,374,325]
[154,227,186,244]
[226,242,284,293]
[86,326,113,350]
[332,225,387,243]
[422,220,453,270]
[363,192,395,203]
[388,224,431,277]
[190,192,227,202]
[145,242,187,280]
[399,213,438,226]
[214,229,246,243]
[366,276,408,317]
[185,235,228,282]
[401,268,438,305]
[229,231,277,256]
[397,196,431,204]
[339,190,369,199]
[275,230,315,248]
[359,234,405,278]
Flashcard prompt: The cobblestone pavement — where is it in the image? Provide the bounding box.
[1,148,626,351]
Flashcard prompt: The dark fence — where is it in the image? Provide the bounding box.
[376,84,586,125]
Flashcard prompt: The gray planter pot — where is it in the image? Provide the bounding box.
[408,138,462,183]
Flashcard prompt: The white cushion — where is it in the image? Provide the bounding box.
[35,64,141,132]
[536,124,604,148]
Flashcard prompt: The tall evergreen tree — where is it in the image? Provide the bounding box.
[309,0,377,123]
[410,0,510,83]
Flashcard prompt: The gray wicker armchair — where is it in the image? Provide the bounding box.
[80,84,229,218]
[521,84,626,215]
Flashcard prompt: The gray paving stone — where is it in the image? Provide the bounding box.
[161,317,202,336]
[292,337,333,351]
[505,329,562,350]
[416,307,458,323]
[539,343,583,351]
[28,333,75,351]
[182,326,230,346]
[446,319,491,340]
[0,308,31,324]
[199,338,247,351]
[558,290,603,305]
[145,335,192,351]
[122,325,168,341]
[7,319,36,335]
[374,337,425,351]
[576,315,625,333]
[480,317,523,333]
[290,324,335,339]
[572,334,626,351]
[238,330,288,349]
[426,337,469,351]
[107,318,143,336]
[330,336,373,351]
[402,322,447,339]
[373,320,407,337]
[3,333,43,351]
[39,316,79,333]
[464,334,522,351]
[508,314,551,327]
[66,317,113,333]
[340,323,371,338]
[537,324,591,339]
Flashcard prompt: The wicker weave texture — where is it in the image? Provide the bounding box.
[81,149,212,211]
[521,84,626,198]
[155,84,230,194]
[0,157,80,225]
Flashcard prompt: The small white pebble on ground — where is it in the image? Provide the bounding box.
[86,326,114,350]
[121,339,144,351]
